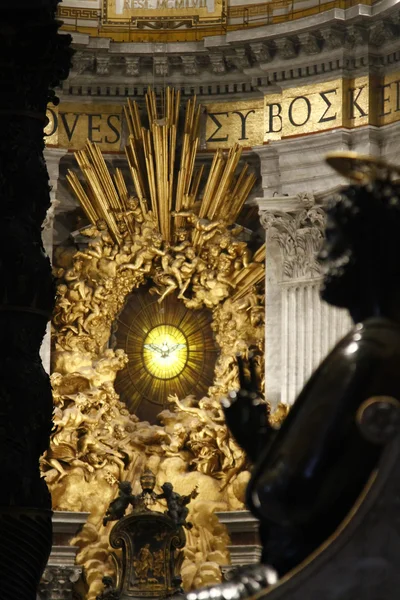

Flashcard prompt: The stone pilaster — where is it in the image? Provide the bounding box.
[0,4,72,599]
[38,511,89,600]
[217,510,262,580]
[43,148,67,260]
[253,132,351,198]
[41,148,67,374]
[257,194,351,408]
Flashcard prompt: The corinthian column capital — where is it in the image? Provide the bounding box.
[39,566,82,600]
[256,193,325,281]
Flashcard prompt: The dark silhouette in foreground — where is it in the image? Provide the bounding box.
[183,154,400,599]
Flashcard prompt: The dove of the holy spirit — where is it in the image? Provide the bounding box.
[144,342,186,359]
[116,0,214,13]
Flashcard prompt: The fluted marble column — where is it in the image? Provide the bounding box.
[0,3,72,598]
[257,193,352,408]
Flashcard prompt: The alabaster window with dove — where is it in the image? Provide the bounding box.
[143,325,188,379]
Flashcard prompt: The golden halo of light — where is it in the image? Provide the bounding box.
[143,325,188,380]
[113,286,219,423]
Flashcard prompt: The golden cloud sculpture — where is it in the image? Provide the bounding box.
[47,88,269,600]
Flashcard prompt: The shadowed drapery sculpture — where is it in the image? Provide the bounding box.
[0,3,72,597]
[181,153,400,599]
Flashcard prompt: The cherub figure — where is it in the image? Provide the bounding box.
[162,422,187,456]
[171,211,221,242]
[125,197,144,233]
[92,348,129,387]
[218,233,251,270]
[119,233,165,273]
[115,244,136,267]
[216,253,236,288]
[54,394,105,432]
[150,254,185,303]
[42,405,97,482]
[103,481,134,526]
[192,270,231,308]
[206,244,220,268]
[178,247,206,299]
[81,285,108,332]
[168,393,225,425]
[78,426,127,481]
[96,576,120,600]
[63,258,90,298]
[113,198,142,235]
[157,482,198,529]
[81,220,114,246]
[116,220,129,239]
[172,227,191,253]
[53,284,72,328]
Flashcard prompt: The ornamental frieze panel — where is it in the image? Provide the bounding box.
[45,72,400,151]
[102,0,226,27]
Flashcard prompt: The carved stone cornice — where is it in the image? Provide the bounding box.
[72,50,95,74]
[275,37,298,60]
[125,56,140,76]
[228,47,251,71]
[209,52,227,74]
[298,33,322,56]
[320,26,345,51]
[63,4,400,100]
[250,42,273,65]
[154,56,169,76]
[181,55,198,75]
[96,55,110,75]
[344,24,369,49]
[258,193,325,280]
[369,20,397,47]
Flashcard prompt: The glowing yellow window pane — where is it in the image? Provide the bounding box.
[143,325,188,380]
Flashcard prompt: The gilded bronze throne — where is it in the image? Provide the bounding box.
[110,510,186,600]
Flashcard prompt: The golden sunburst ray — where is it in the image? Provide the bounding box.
[67,87,256,245]
[231,243,266,301]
